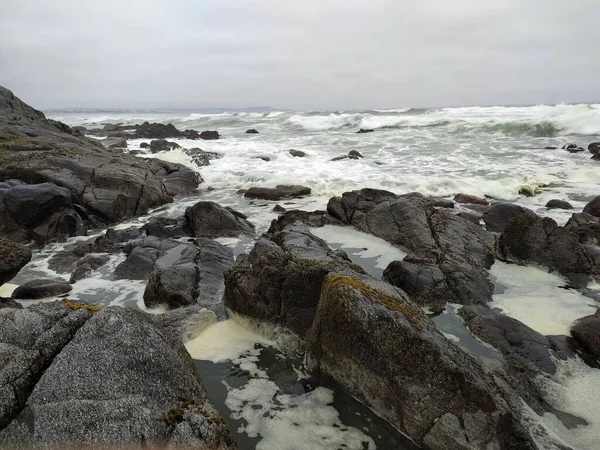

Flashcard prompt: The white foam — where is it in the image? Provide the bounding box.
[311,225,407,269]
[0,283,18,297]
[533,357,600,450]
[490,262,597,335]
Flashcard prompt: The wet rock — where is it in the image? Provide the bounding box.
[570,310,600,366]
[132,121,200,140]
[457,211,481,225]
[453,193,489,205]
[225,223,365,337]
[100,137,127,149]
[327,188,398,225]
[69,254,111,284]
[71,126,87,136]
[183,147,220,167]
[589,142,600,160]
[331,150,363,161]
[583,195,600,218]
[0,297,22,309]
[150,305,217,342]
[305,274,537,450]
[0,238,32,285]
[12,279,73,299]
[562,143,585,153]
[140,142,150,149]
[383,258,447,308]
[149,139,181,153]
[348,149,364,158]
[245,129,259,134]
[142,216,189,239]
[244,185,311,201]
[481,203,537,232]
[0,304,235,449]
[144,237,233,311]
[565,212,600,244]
[289,149,306,157]
[273,204,286,213]
[546,199,573,210]
[499,214,598,279]
[356,128,374,133]
[199,130,220,140]
[255,156,271,162]
[184,201,254,238]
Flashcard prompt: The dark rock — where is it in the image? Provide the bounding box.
[546,199,573,210]
[453,193,489,205]
[457,211,481,225]
[0,297,22,309]
[432,198,454,209]
[562,143,579,150]
[0,87,200,241]
[183,147,220,167]
[255,156,271,162]
[142,216,188,239]
[305,274,537,450]
[140,142,150,149]
[481,203,537,232]
[100,137,127,149]
[114,236,179,281]
[383,259,447,308]
[149,139,181,153]
[348,150,364,158]
[144,237,233,311]
[571,310,600,366]
[273,204,286,213]
[331,151,363,161]
[245,129,259,134]
[588,142,600,160]
[326,188,397,225]
[583,195,600,217]
[199,130,220,140]
[565,212,600,244]
[356,128,374,133]
[71,126,87,136]
[289,149,306,157]
[224,223,366,337]
[0,238,32,285]
[69,254,111,283]
[132,121,200,140]
[499,214,598,279]
[184,201,254,238]
[0,304,235,448]
[12,279,72,299]
[244,185,311,201]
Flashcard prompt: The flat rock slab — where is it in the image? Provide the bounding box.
[12,279,73,299]
[244,185,311,201]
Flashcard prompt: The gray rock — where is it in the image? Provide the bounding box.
[457,211,481,225]
[499,213,598,279]
[69,254,110,283]
[356,128,374,134]
[183,147,220,167]
[289,149,306,157]
[142,216,189,239]
[571,310,600,366]
[149,139,181,153]
[132,121,200,140]
[0,305,235,449]
[0,297,22,309]
[348,149,364,158]
[383,258,448,309]
[583,195,600,217]
[453,193,489,205]
[481,203,537,232]
[244,185,311,201]
[0,238,32,285]
[589,142,600,160]
[305,274,537,450]
[565,212,600,244]
[12,279,73,299]
[151,305,217,342]
[100,137,127,149]
[546,199,573,210]
[184,201,254,237]
[114,236,180,281]
[200,130,220,140]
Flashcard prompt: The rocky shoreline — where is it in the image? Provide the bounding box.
[1,85,600,449]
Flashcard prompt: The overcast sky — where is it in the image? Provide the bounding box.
[1,0,598,110]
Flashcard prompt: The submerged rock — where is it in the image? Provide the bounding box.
[0,303,235,448]
[348,149,364,158]
[244,185,311,201]
[183,147,221,167]
[69,254,110,283]
[0,238,32,285]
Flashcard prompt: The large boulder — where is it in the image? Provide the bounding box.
[244,185,311,201]
[132,121,200,140]
[570,310,600,366]
[583,195,600,217]
[498,214,598,280]
[225,222,365,337]
[0,86,200,241]
[565,212,600,244]
[143,237,234,311]
[481,203,537,232]
[0,181,87,244]
[0,303,235,448]
[0,238,32,285]
[304,274,537,450]
[11,279,72,299]
[184,201,254,237]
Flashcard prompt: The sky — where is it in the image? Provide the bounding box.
[1,0,599,110]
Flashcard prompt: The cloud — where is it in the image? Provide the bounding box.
[0,0,598,109]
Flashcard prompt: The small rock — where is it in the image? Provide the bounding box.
[546,199,573,210]
[289,149,306,158]
[453,193,489,206]
[356,128,374,134]
[245,129,259,134]
[12,279,73,299]
[200,130,220,140]
[185,201,255,237]
[149,139,180,153]
[348,150,364,158]
[273,204,286,213]
[244,185,311,201]
[140,142,150,149]
[589,142,600,160]
[255,156,271,162]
